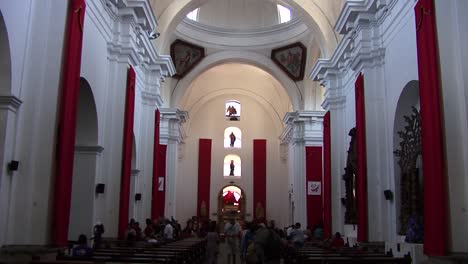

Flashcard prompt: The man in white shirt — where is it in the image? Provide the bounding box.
[164,220,174,240]
[224,218,241,264]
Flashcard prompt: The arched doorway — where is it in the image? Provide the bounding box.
[217,184,246,231]
[68,77,99,240]
[392,80,422,238]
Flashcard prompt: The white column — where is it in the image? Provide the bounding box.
[160,108,188,219]
[282,111,324,228]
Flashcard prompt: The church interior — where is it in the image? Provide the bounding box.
[0,0,467,263]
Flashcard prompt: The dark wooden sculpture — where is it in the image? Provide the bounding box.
[394,107,422,235]
[343,128,357,224]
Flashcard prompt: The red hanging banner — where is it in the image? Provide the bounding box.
[253,140,267,221]
[355,72,368,242]
[197,139,212,219]
[118,66,136,239]
[414,0,447,256]
[153,144,167,219]
[323,111,332,239]
[52,0,86,246]
[151,109,161,220]
[305,146,323,229]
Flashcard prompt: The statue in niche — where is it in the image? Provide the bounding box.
[229,132,236,147]
[229,160,235,176]
[342,128,357,224]
[226,105,239,121]
[394,107,423,238]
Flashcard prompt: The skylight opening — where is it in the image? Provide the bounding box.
[186,8,199,21]
[277,4,291,24]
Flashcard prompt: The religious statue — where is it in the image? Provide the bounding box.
[229,160,235,176]
[229,132,236,147]
[226,105,237,116]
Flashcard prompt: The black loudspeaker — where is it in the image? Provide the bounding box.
[340,198,346,206]
[384,190,393,201]
[96,183,105,194]
[135,193,142,201]
[8,160,19,171]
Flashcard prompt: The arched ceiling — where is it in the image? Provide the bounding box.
[180,63,292,132]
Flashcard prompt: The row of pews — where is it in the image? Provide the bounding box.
[31,238,206,264]
[284,245,412,264]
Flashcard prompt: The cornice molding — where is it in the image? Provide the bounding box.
[93,0,174,76]
[0,95,22,112]
[310,0,396,111]
[175,17,310,50]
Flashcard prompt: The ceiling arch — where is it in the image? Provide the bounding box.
[171,50,301,110]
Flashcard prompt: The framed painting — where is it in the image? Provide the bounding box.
[170,39,205,79]
[271,42,307,81]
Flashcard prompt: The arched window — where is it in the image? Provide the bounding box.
[277,5,291,24]
[186,8,199,21]
[224,127,242,148]
[225,100,241,121]
[224,154,241,177]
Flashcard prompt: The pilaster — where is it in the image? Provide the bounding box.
[281,111,324,228]
[159,108,188,218]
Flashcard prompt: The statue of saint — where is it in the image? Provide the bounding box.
[229,132,236,147]
[229,160,235,176]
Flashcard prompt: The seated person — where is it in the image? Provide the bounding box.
[72,234,93,257]
[329,232,345,249]
[288,222,305,248]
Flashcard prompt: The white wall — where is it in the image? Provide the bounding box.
[0,0,68,245]
[176,93,289,227]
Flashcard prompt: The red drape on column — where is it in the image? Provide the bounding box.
[355,73,368,242]
[305,146,323,228]
[415,0,447,256]
[151,109,160,220]
[153,144,167,218]
[323,111,332,239]
[253,140,267,221]
[52,0,86,246]
[197,139,212,219]
[118,67,136,239]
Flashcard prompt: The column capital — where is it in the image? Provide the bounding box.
[0,95,22,113]
[281,111,325,146]
[159,108,188,144]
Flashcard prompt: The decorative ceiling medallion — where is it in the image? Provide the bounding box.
[271,42,306,81]
[170,39,205,79]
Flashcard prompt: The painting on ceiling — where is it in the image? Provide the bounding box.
[170,39,205,79]
[271,42,307,81]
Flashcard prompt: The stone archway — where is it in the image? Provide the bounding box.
[171,51,300,110]
[392,80,422,236]
[217,184,246,231]
[68,77,100,240]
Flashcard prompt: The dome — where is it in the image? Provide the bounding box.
[185,0,296,30]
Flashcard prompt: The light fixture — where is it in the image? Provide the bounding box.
[147,30,160,40]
